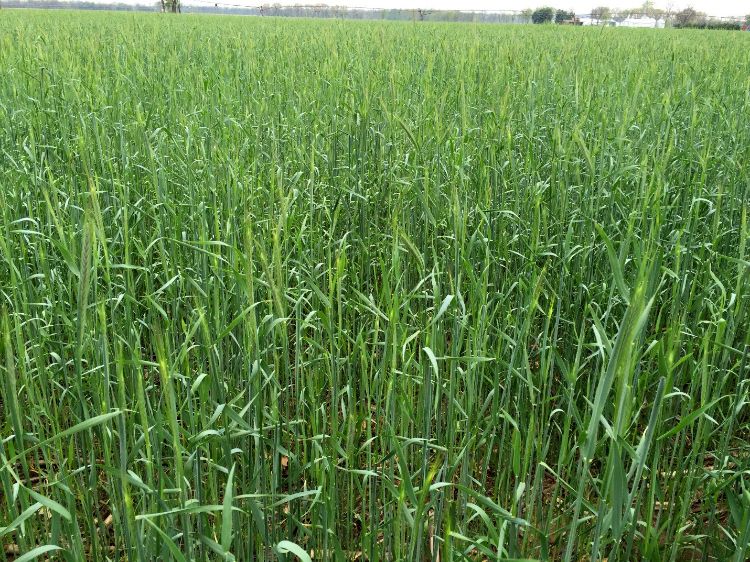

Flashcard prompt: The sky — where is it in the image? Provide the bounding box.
[185,0,749,18]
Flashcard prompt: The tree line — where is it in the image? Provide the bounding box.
[0,0,528,22]
[3,0,749,29]
[530,2,749,29]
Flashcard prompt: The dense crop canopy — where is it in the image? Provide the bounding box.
[0,10,749,562]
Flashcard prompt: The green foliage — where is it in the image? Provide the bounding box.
[674,18,742,30]
[591,6,612,22]
[555,9,575,23]
[673,7,699,26]
[0,9,749,562]
[532,7,555,23]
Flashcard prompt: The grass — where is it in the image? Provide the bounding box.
[0,9,749,562]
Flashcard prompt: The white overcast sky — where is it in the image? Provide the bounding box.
[182,0,749,17]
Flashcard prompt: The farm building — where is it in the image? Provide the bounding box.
[579,15,665,28]
[617,16,665,28]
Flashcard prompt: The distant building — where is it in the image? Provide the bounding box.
[579,15,664,28]
[616,16,665,28]
[579,17,616,26]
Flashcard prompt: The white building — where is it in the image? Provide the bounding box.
[617,16,665,28]
[578,15,665,28]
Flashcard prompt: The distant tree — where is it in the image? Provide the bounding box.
[674,7,698,26]
[161,0,179,12]
[532,7,555,23]
[612,8,629,22]
[555,9,575,22]
[415,8,432,21]
[591,6,612,22]
[521,8,534,21]
[650,8,665,22]
[639,1,664,22]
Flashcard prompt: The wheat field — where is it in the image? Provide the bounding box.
[0,10,749,562]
